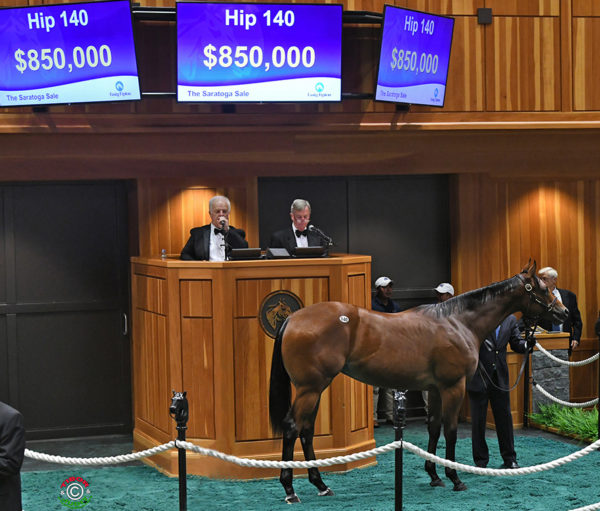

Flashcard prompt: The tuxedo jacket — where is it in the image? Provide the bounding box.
[467,314,528,394]
[538,288,582,342]
[0,402,25,511]
[268,227,326,255]
[180,224,248,260]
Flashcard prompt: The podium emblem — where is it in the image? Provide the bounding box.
[259,290,303,338]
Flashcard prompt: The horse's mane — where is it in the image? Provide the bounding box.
[418,274,521,318]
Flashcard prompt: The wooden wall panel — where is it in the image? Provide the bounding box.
[573,0,600,17]
[181,318,215,439]
[234,318,276,441]
[136,177,258,257]
[180,280,212,318]
[485,0,559,16]
[133,273,167,315]
[401,0,481,15]
[348,274,367,308]
[486,16,561,111]
[573,18,600,110]
[134,309,170,433]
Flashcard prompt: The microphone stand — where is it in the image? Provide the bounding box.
[308,225,334,247]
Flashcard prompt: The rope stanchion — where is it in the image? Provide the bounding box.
[392,390,407,511]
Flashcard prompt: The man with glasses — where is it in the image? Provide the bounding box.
[537,266,582,353]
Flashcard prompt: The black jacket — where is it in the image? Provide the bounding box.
[467,315,528,393]
[180,224,248,261]
[538,288,582,342]
[268,226,326,255]
[0,402,25,511]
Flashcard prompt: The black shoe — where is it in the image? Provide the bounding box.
[501,461,519,469]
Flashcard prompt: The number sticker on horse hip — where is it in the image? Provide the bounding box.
[339,315,349,323]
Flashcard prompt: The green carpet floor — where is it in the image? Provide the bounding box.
[22,426,600,511]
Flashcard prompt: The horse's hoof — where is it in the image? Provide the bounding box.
[429,478,445,487]
[453,482,467,492]
[285,494,301,504]
[318,488,334,497]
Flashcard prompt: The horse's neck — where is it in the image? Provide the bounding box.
[453,279,520,342]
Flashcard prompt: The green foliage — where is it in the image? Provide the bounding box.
[529,403,598,442]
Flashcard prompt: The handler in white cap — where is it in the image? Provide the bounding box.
[423,282,455,421]
[435,282,455,303]
[371,276,400,427]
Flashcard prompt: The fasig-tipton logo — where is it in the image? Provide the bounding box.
[307,82,332,99]
[259,290,303,338]
[110,81,132,98]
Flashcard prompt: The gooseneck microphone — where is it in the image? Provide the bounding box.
[308,224,333,246]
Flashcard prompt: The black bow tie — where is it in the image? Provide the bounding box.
[214,228,225,235]
[295,229,308,238]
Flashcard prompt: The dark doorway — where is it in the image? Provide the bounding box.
[0,181,131,439]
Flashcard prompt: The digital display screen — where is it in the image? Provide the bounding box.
[177,2,342,102]
[375,6,454,107]
[0,0,141,107]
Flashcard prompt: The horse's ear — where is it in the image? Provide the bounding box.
[520,258,532,274]
[521,258,536,278]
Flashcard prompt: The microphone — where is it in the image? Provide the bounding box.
[308,224,333,246]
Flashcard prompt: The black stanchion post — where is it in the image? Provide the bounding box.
[393,390,407,511]
[169,390,189,511]
[523,350,530,429]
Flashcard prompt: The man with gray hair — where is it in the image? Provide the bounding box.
[180,195,248,261]
[537,266,582,352]
[268,199,327,255]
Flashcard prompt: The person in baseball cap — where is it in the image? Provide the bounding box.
[423,282,455,422]
[435,282,454,303]
[371,276,400,427]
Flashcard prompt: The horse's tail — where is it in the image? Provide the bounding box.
[269,316,291,435]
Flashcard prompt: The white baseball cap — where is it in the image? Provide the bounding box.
[435,283,454,295]
[375,276,393,288]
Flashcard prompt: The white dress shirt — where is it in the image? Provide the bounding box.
[293,222,309,248]
[209,226,226,261]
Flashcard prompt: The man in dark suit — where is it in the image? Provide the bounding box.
[268,199,327,255]
[0,401,25,511]
[180,195,248,261]
[537,266,582,353]
[467,314,533,469]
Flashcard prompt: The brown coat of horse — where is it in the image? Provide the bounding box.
[269,261,569,503]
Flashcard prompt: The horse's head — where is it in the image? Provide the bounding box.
[518,259,569,324]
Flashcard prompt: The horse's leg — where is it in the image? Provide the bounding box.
[296,391,334,497]
[279,410,301,503]
[424,387,445,487]
[300,426,334,496]
[440,381,467,491]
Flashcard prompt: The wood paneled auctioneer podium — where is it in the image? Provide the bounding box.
[131,253,376,479]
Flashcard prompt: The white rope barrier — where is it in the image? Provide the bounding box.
[570,503,600,511]
[27,437,600,476]
[534,383,599,408]
[535,343,599,366]
[24,441,176,465]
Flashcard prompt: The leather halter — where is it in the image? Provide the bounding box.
[518,273,558,320]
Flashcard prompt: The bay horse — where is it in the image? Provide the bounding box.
[269,261,568,502]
